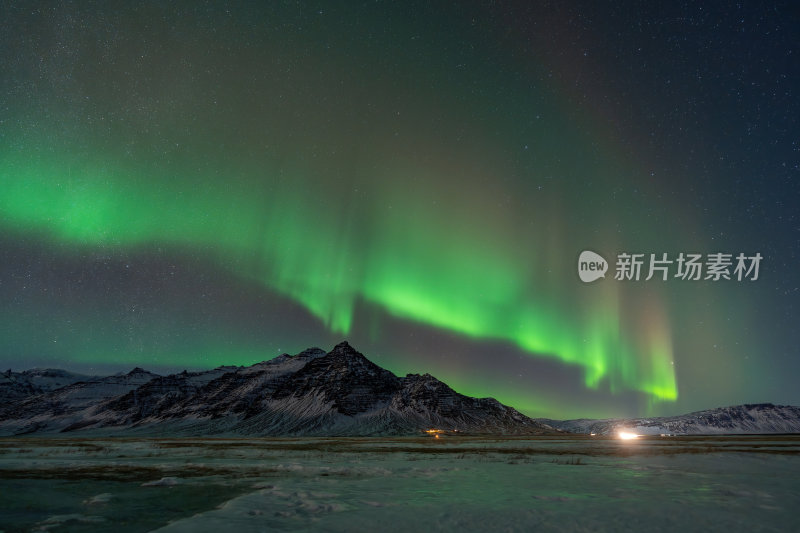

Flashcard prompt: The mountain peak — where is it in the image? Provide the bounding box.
[324,342,381,372]
[331,340,355,352]
[328,341,370,361]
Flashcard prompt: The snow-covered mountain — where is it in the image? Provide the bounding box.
[0,342,554,437]
[7,343,796,437]
[0,367,161,435]
[0,368,93,402]
[540,403,800,435]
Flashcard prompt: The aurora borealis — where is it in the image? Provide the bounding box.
[1,2,798,418]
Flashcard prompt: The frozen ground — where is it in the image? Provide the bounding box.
[0,435,798,532]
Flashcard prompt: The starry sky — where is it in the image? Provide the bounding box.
[1,1,798,419]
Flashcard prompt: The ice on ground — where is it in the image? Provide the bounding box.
[142,477,182,487]
[33,513,106,532]
[153,453,799,533]
[84,493,114,505]
[0,436,798,532]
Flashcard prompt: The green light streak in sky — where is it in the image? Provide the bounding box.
[0,145,677,402]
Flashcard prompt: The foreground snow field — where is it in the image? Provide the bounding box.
[1,435,798,532]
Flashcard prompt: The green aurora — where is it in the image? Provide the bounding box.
[0,131,677,404]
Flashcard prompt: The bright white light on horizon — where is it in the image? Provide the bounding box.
[618,431,640,440]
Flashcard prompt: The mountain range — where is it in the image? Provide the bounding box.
[2,342,799,437]
[0,342,551,436]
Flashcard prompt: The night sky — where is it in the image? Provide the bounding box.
[1,1,798,419]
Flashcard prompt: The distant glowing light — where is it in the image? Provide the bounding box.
[617,430,640,440]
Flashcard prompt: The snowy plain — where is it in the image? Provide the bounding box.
[1,435,798,532]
